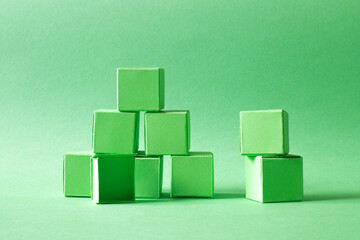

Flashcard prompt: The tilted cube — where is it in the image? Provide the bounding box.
[171,152,214,198]
[245,155,303,203]
[240,109,289,155]
[145,111,190,155]
[63,152,92,197]
[135,151,163,198]
[117,68,165,111]
[92,154,135,203]
[93,110,139,154]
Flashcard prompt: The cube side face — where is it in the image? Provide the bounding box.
[93,155,135,203]
[135,157,163,198]
[171,153,214,198]
[282,111,289,154]
[145,111,190,155]
[63,154,92,197]
[262,157,303,202]
[117,68,164,111]
[240,110,288,155]
[93,111,139,154]
[245,156,263,202]
[159,68,165,109]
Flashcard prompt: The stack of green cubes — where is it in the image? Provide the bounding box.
[240,110,303,203]
[63,68,214,204]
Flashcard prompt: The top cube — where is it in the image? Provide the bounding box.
[240,109,289,155]
[117,68,165,111]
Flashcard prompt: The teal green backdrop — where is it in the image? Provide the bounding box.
[1,1,359,239]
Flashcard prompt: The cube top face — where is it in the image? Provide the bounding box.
[63,153,92,197]
[245,155,303,203]
[117,68,165,111]
[93,110,139,155]
[171,152,214,198]
[240,109,289,155]
[92,155,135,203]
[135,156,163,198]
[145,111,190,155]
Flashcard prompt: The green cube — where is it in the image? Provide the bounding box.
[117,68,165,111]
[145,111,190,155]
[135,152,163,198]
[93,110,139,154]
[171,152,214,198]
[63,152,92,197]
[92,154,135,204]
[245,155,303,203]
[240,109,289,155]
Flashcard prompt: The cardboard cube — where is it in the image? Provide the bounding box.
[63,152,92,197]
[245,155,303,203]
[240,109,289,155]
[117,68,165,111]
[93,110,139,154]
[145,111,190,155]
[171,152,214,198]
[135,151,163,198]
[92,154,135,203]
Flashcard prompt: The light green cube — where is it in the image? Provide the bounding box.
[145,111,190,155]
[63,152,92,197]
[117,68,165,111]
[245,155,303,203]
[92,154,135,204]
[171,152,214,198]
[240,109,289,155]
[135,151,163,198]
[92,110,139,154]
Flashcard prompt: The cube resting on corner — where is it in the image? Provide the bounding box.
[245,155,303,203]
[240,109,289,155]
[92,154,135,204]
[63,152,92,197]
[171,152,214,198]
[93,110,139,155]
[145,111,190,155]
[135,152,163,199]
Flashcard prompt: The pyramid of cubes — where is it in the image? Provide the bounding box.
[63,68,214,203]
[240,110,303,203]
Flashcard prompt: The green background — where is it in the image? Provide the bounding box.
[1,0,359,239]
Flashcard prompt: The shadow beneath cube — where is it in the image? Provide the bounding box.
[304,192,360,202]
[214,192,245,199]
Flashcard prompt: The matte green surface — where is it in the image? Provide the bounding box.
[92,155,135,204]
[93,110,139,154]
[171,152,214,198]
[145,111,190,155]
[135,154,163,198]
[245,155,303,203]
[117,68,165,111]
[240,110,289,155]
[63,152,92,197]
[2,1,360,239]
